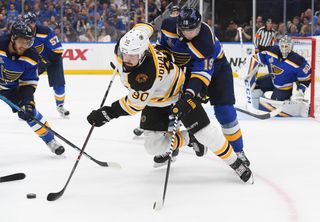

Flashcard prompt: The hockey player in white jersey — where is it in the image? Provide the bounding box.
[87,24,252,182]
[244,35,311,117]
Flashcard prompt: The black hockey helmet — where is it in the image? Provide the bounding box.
[23,12,37,23]
[10,21,34,48]
[177,8,201,31]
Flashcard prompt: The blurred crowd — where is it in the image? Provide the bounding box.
[213,8,320,43]
[0,0,319,43]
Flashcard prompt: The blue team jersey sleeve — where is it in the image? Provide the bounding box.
[157,17,179,49]
[19,48,39,88]
[44,29,63,54]
[296,59,311,84]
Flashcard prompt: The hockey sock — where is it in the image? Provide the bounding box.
[26,109,54,143]
[53,85,65,107]
[214,105,244,152]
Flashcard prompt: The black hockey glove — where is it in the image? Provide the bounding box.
[18,103,35,121]
[87,106,116,127]
[38,57,48,75]
[172,92,197,118]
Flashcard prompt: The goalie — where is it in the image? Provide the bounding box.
[244,35,311,117]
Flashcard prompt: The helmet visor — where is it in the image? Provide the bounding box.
[14,36,34,49]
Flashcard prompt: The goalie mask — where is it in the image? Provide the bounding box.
[119,29,150,69]
[279,36,293,58]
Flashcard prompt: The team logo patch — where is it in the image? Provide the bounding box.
[0,57,3,64]
[141,115,147,123]
[271,64,284,75]
[135,73,148,83]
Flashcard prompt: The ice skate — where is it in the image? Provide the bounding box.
[230,158,253,183]
[153,148,179,168]
[188,134,208,157]
[47,139,65,155]
[236,150,250,167]
[57,105,70,118]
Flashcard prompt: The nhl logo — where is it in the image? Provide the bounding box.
[269,57,274,63]
[0,57,3,64]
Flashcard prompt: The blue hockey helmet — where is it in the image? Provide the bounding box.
[177,8,201,31]
[10,21,34,48]
[23,12,37,23]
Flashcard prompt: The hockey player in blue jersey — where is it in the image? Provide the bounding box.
[23,12,70,118]
[0,21,64,155]
[244,35,311,117]
[155,8,250,166]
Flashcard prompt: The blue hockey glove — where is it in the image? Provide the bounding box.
[18,104,35,121]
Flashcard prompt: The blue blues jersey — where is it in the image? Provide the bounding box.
[33,25,63,62]
[0,36,39,91]
[256,46,311,91]
[157,17,224,95]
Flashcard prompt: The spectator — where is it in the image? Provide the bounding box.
[275,22,287,40]
[288,24,300,37]
[76,15,90,35]
[48,15,58,30]
[7,3,19,22]
[43,3,58,21]
[235,24,252,42]
[147,0,159,22]
[98,28,111,42]
[103,20,118,41]
[64,22,79,42]
[292,16,302,32]
[79,28,94,42]
[169,5,180,17]
[224,20,238,42]
[0,13,7,35]
[300,24,312,37]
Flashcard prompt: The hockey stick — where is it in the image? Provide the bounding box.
[0,94,119,168]
[153,115,179,211]
[235,106,282,119]
[235,77,282,119]
[0,173,25,183]
[47,62,118,201]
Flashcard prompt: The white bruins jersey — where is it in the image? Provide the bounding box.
[114,44,185,115]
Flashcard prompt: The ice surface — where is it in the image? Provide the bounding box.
[1,75,319,222]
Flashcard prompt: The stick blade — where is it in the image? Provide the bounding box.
[107,162,122,169]
[47,190,64,201]
[153,200,164,211]
[0,173,25,183]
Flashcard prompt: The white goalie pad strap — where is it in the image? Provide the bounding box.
[194,123,225,153]
[259,95,309,117]
[143,130,189,155]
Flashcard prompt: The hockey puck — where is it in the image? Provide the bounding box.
[26,193,36,199]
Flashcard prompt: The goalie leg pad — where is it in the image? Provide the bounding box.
[259,95,309,117]
[143,130,189,155]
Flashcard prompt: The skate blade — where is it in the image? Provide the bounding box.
[153,157,176,168]
[247,173,254,184]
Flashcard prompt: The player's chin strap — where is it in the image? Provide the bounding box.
[0,94,120,168]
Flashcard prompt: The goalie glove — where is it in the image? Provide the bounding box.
[87,106,116,127]
[291,84,307,102]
